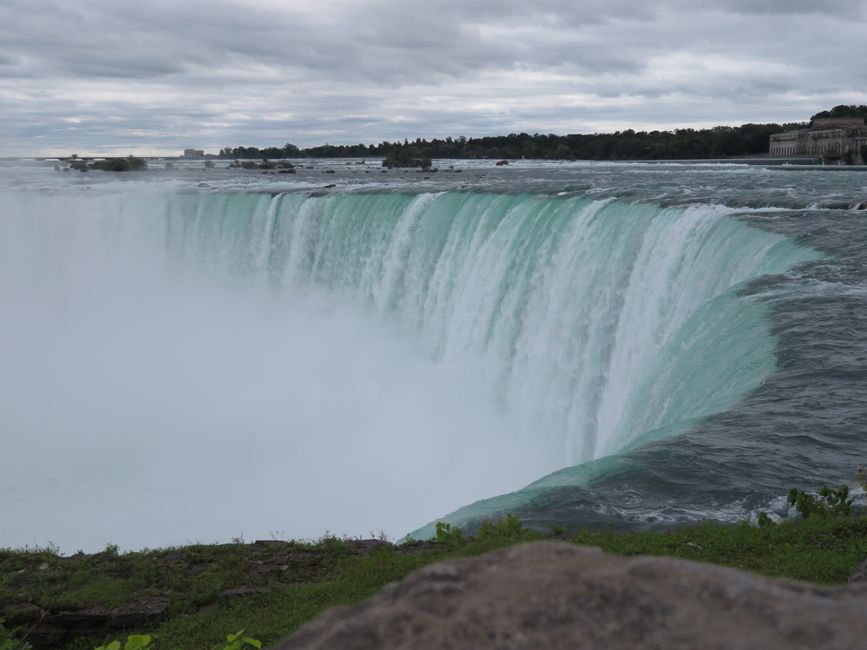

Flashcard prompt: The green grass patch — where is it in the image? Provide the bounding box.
[1,515,865,649]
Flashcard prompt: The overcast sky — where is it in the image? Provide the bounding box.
[2,0,866,156]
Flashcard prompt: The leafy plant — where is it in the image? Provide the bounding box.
[0,618,32,650]
[788,485,853,519]
[94,634,152,650]
[316,532,348,555]
[90,157,147,172]
[381,148,432,170]
[756,512,776,528]
[434,521,463,545]
[478,514,525,540]
[221,629,262,650]
[91,630,263,650]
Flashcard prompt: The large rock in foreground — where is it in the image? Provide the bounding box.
[272,542,867,650]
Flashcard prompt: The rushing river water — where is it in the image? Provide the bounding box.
[1,158,865,551]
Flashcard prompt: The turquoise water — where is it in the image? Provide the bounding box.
[167,191,819,467]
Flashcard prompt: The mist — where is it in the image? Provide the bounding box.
[0,188,549,552]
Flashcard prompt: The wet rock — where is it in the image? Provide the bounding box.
[272,542,867,650]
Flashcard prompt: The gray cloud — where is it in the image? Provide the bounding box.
[1,0,865,155]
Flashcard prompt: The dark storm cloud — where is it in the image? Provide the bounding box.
[1,0,865,155]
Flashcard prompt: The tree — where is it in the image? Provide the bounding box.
[811,105,867,121]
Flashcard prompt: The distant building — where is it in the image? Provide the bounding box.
[183,149,205,159]
[770,117,867,165]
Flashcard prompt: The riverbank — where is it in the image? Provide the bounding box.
[2,515,866,649]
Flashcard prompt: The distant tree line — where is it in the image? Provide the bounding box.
[810,105,867,121]
[217,106,866,162]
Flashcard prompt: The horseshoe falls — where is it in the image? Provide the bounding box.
[170,191,814,462]
[2,160,866,551]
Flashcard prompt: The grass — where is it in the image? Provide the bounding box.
[1,515,866,649]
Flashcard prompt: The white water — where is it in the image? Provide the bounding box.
[0,187,817,550]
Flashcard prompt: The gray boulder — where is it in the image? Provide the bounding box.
[271,542,867,650]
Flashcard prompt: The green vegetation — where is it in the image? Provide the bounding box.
[94,635,151,650]
[216,105,867,163]
[1,508,865,650]
[220,630,261,650]
[0,618,32,649]
[381,149,432,170]
[90,157,147,172]
[219,123,797,162]
[228,159,295,172]
[66,157,147,172]
[787,485,854,519]
[811,104,867,121]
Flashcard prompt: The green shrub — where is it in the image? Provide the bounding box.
[221,629,262,650]
[478,514,525,540]
[434,521,463,545]
[382,149,432,169]
[0,618,32,650]
[94,634,151,650]
[756,512,776,527]
[788,485,853,519]
[91,631,262,650]
[90,157,147,172]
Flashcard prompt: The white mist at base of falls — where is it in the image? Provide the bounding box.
[0,188,818,550]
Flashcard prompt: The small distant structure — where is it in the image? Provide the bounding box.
[769,117,867,165]
[183,149,205,159]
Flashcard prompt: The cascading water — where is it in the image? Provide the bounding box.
[166,191,818,465]
[0,184,824,550]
